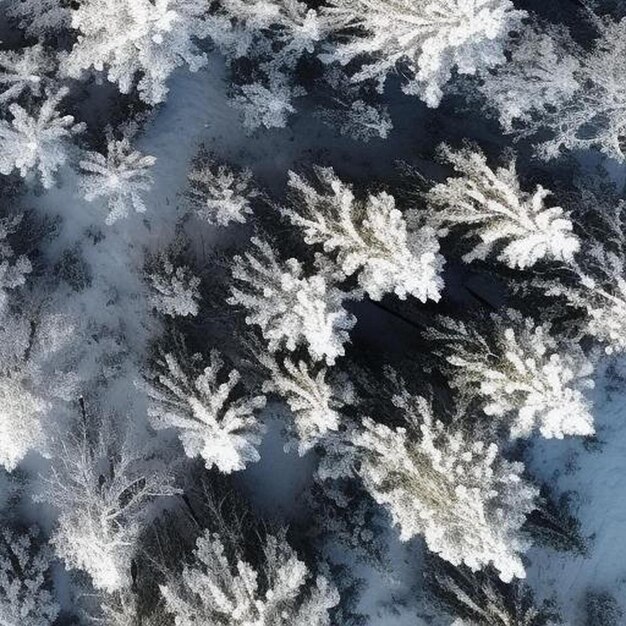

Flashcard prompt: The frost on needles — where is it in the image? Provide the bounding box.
[284,167,444,302]
[160,530,339,625]
[425,145,580,269]
[354,389,537,582]
[143,350,266,474]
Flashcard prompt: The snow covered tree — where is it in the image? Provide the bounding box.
[93,588,142,626]
[206,0,328,129]
[63,0,210,104]
[0,309,51,471]
[259,352,354,454]
[354,388,537,582]
[183,150,259,227]
[0,214,32,313]
[160,529,339,625]
[539,199,626,355]
[425,145,580,268]
[231,79,305,131]
[0,215,42,471]
[229,237,356,365]
[476,16,626,160]
[284,167,444,301]
[527,17,626,161]
[0,44,56,105]
[316,67,393,142]
[147,260,200,318]
[473,24,580,136]
[6,0,71,37]
[0,88,84,188]
[207,0,326,65]
[0,292,118,472]
[321,99,392,143]
[0,527,59,626]
[36,416,178,592]
[427,311,595,440]
[0,374,47,472]
[320,0,526,107]
[79,132,157,225]
[142,349,266,473]
[429,559,561,625]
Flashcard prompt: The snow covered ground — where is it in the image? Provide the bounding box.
[526,359,626,624]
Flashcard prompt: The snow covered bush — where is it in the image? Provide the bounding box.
[147,260,200,318]
[0,88,84,188]
[142,350,266,473]
[259,353,354,454]
[428,312,595,439]
[160,529,339,625]
[354,389,537,582]
[63,0,210,104]
[37,418,178,592]
[284,167,444,301]
[321,0,526,107]
[0,44,56,105]
[184,150,259,226]
[0,527,59,625]
[425,145,580,268]
[79,131,156,225]
[229,237,356,365]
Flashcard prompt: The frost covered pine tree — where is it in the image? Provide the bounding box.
[147,260,200,318]
[0,215,47,471]
[206,0,327,130]
[0,44,56,105]
[232,78,305,131]
[540,200,626,355]
[229,237,356,365]
[284,167,444,302]
[428,311,595,439]
[473,23,580,138]
[477,16,626,161]
[142,350,266,473]
[320,0,526,107]
[183,151,259,227]
[36,417,178,592]
[473,14,626,161]
[79,130,157,225]
[429,558,561,626]
[323,99,393,143]
[424,145,580,268]
[259,352,355,454]
[6,0,71,36]
[0,527,59,626]
[354,388,537,582]
[63,0,210,104]
[160,529,339,625]
[0,88,85,188]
